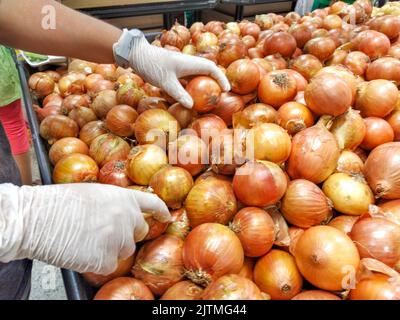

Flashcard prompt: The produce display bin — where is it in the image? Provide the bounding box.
[218,0,297,20]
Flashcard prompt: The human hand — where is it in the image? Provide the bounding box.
[0,183,170,275]
[127,31,230,109]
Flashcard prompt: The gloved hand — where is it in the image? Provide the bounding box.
[125,30,231,109]
[0,183,170,275]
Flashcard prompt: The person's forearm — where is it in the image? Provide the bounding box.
[0,0,122,63]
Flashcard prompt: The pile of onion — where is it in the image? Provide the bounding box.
[49,137,89,165]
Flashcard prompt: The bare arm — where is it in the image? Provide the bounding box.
[0,0,122,63]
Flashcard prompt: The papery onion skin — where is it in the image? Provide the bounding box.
[386,111,400,141]
[211,92,244,126]
[322,173,374,216]
[361,117,394,151]
[116,83,146,108]
[89,133,131,168]
[94,277,154,300]
[254,249,303,300]
[291,54,323,81]
[328,215,359,235]
[29,72,55,98]
[39,115,79,145]
[79,120,107,146]
[68,106,97,129]
[277,102,314,135]
[304,37,336,62]
[188,114,227,145]
[143,212,170,241]
[182,223,244,287]
[150,166,193,209]
[98,160,132,187]
[34,104,62,122]
[61,94,91,115]
[349,273,400,300]
[184,176,237,228]
[305,74,352,116]
[43,93,63,108]
[366,57,400,84]
[202,274,264,300]
[226,59,261,95]
[168,103,198,129]
[165,208,191,240]
[217,38,247,68]
[49,137,89,165]
[186,76,222,113]
[127,144,168,186]
[134,109,181,148]
[105,105,138,137]
[168,134,207,177]
[160,280,203,300]
[364,142,400,199]
[281,179,332,228]
[137,97,168,114]
[294,226,360,291]
[233,161,287,207]
[289,24,312,49]
[91,90,117,119]
[329,108,366,151]
[350,217,400,267]
[231,207,275,258]
[53,153,99,184]
[336,150,364,176]
[292,290,340,300]
[263,32,297,58]
[356,80,398,118]
[343,51,370,76]
[233,103,277,129]
[287,124,340,184]
[248,123,292,164]
[132,235,184,296]
[264,54,288,70]
[326,49,348,66]
[83,255,135,288]
[258,70,298,109]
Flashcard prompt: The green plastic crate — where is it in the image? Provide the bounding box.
[312,0,355,10]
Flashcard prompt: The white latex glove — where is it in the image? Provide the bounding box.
[0,183,170,275]
[127,31,231,109]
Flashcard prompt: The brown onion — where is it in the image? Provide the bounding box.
[99,160,132,187]
[183,223,244,286]
[242,35,256,50]
[39,115,79,144]
[94,64,117,81]
[29,72,55,98]
[68,106,97,129]
[49,137,89,165]
[94,277,154,300]
[282,179,332,228]
[211,92,244,126]
[230,207,275,257]
[149,166,193,209]
[43,93,63,108]
[289,24,312,49]
[237,257,255,280]
[263,32,297,58]
[388,44,400,59]
[218,38,247,67]
[322,173,374,216]
[132,235,184,296]
[368,15,400,40]
[168,134,207,176]
[305,73,351,116]
[248,123,291,164]
[328,215,359,235]
[350,216,400,267]
[255,14,274,30]
[291,54,323,81]
[354,30,390,59]
[34,104,62,122]
[105,105,138,137]
[84,74,104,92]
[79,120,107,146]
[165,208,190,240]
[168,103,197,129]
[258,70,297,108]
[185,176,237,228]
[283,69,308,92]
[116,83,146,109]
[137,97,168,115]
[186,76,222,113]
[61,94,91,115]
[188,114,227,145]
[226,59,260,95]
[349,273,400,300]
[161,280,203,300]
[330,108,366,150]
[386,111,400,141]
[277,102,314,135]
[254,249,303,300]
[68,59,97,75]
[58,72,86,97]
[233,103,277,129]
[366,57,400,84]
[195,32,218,52]
[304,37,336,61]
[292,290,340,300]
[361,117,394,150]
[89,133,131,167]
[287,123,340,184]
[344,51,370,76]
[233,160,287,207]
[53,153,98,183]
[326,49,348,66]
[142,211,169,241]
[91,90,117,119]
[202,274,264,300]
[336,150,364,175]
[127,144,168,185]
[88,79,114,97]
[294,226,360,291]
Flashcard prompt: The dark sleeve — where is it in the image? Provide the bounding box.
[0,122,21,186]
